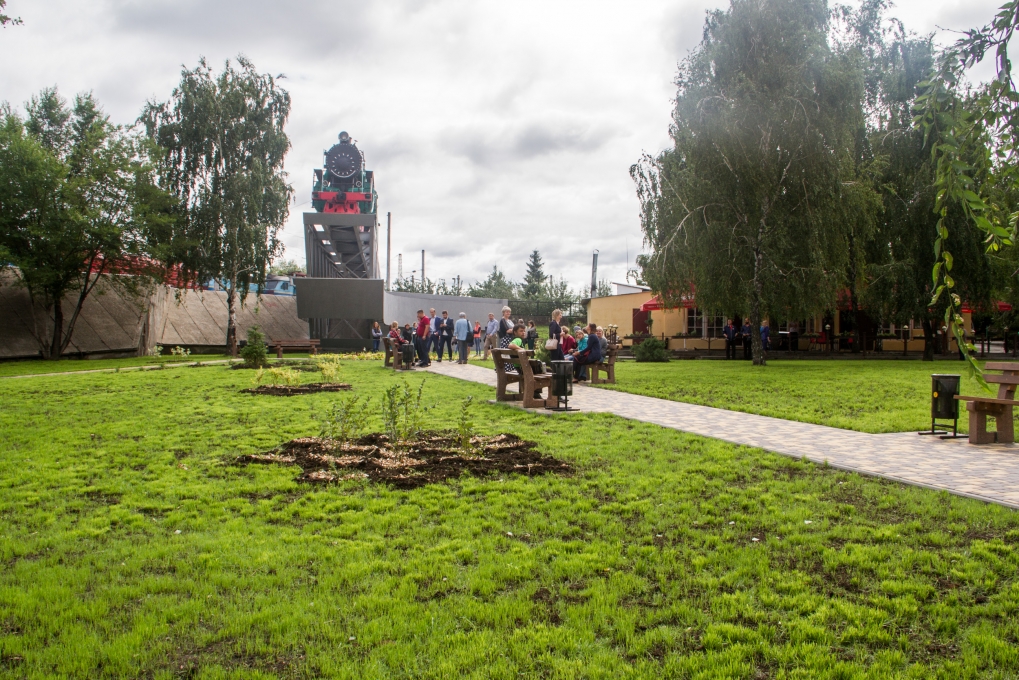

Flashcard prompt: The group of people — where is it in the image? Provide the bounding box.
[722,317,770,359]
[372,306,607,382]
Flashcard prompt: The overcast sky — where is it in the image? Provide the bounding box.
[0,0,1005,293]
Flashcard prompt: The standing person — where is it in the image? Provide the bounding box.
[483,313,499,360]
[438,311,454,362]
[370,321,383,352]
[415,310,431,367]
[498,307,514,349]
[760,320,770,354]
[473,320,483,356]
[723,318,738,359]
[432,309,444,360]
[741,317,752,359]
[526,321,538,350]
[454,312,471,364]
[548,309,565,361]
[572,323,602,381]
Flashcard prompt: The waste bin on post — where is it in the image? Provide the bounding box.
[919,374,964,438]
[547,360,578,412]
[400,344,415,370]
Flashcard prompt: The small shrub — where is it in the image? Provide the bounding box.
[321,395,372,442]
[170,346,191,358]
[240,327,269,368]
[633,337,670,362]
[456,396,478,456]
[150,344,163,357]
[382,380,429,443]
[253,367,301,387]
[314,354,343,382]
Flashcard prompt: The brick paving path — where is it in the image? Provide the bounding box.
[426,362,1019,510]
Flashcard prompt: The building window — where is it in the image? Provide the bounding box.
[687,308,703,336]
[707,314,725,338]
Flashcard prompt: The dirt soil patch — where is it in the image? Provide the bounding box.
[236,432,572,488]
[242,383,351,396]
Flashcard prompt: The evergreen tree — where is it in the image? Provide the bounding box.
[521,250,546,299]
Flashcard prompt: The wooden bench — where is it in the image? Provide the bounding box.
[955,362,1019,444]
[491,348,555,409]
[590,347,618,385]
[272,339,320,358]
[383,336,412,370]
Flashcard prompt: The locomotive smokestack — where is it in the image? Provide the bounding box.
[590,250,599,298]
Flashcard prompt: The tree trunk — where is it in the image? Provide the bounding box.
[750,247,766,366]
[226,285,238,357]
[847,231,861,354]
[49,297,63,360]
[921,318,936,362]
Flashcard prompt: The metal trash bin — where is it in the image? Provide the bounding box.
[400,344,415,369]
[547,360,577,411]
[920,374,963,438]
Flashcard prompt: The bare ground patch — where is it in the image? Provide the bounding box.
[236,432,572,489]
[241,383,351,396]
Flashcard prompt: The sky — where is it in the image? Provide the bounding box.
[0,0,1008,294]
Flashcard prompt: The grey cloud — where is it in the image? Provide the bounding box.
[448,119,610,166]
[109,0,375,57]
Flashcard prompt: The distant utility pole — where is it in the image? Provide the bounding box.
[590,250,599,298]
[398,253,403,281]
[386,212,392,291]
[421,250,426,285]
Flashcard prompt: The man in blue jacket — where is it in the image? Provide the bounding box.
[454,312,472,364]
[723,319,738,359]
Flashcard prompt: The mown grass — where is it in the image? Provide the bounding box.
[0,355,186,378]
[591,359,997,434]
[1,361,1018,677]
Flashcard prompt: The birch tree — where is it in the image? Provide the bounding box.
[142,56,292,355]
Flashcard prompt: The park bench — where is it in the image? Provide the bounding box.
[272,339,320,359]
[491,348,555,409]
[382,336,412,371]
[955,362,1019,444]
[590,346,618,385]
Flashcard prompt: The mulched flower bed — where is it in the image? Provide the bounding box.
[236,432,572,488]
[242,383,351,396]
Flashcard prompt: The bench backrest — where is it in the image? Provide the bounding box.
[491,348,537,378]
[983,362,1019,399]
[274,339,320,347]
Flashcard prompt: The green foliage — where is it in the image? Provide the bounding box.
[239,326,268,368]
[632,0,874,365]
[316,355,342,382]
[520,250,546,300]
[142,56,293,351]
[0,0,21,27]
[540,275,579,308]
[381,379,428,442]
[267,258,304,276]
[632,337,670,362]
[594,278,612,298]
[253,366,300,387]
[169,346,190,359]
[0,88,172,358]
[320,394,372,442]
[1,362,1018,675]
[468,265,517,299]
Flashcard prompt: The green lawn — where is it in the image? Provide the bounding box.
[1,361,1018,677]
[593,359,993,434]
[0,355,185,378]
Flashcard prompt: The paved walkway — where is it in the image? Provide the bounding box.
[425,362,1019,510]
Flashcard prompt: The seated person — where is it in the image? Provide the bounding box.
[508,323,545,399]
[401,323,414,344]
[560,327,577,356]
[388,321,405,346]
[571,323,602,381]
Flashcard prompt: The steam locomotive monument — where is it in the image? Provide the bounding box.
[296,132,384,348]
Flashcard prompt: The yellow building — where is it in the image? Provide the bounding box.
[584,289,970,353]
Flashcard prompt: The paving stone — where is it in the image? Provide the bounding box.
[427,362,1019,510]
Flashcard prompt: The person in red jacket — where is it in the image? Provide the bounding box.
[415,310,431,366]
